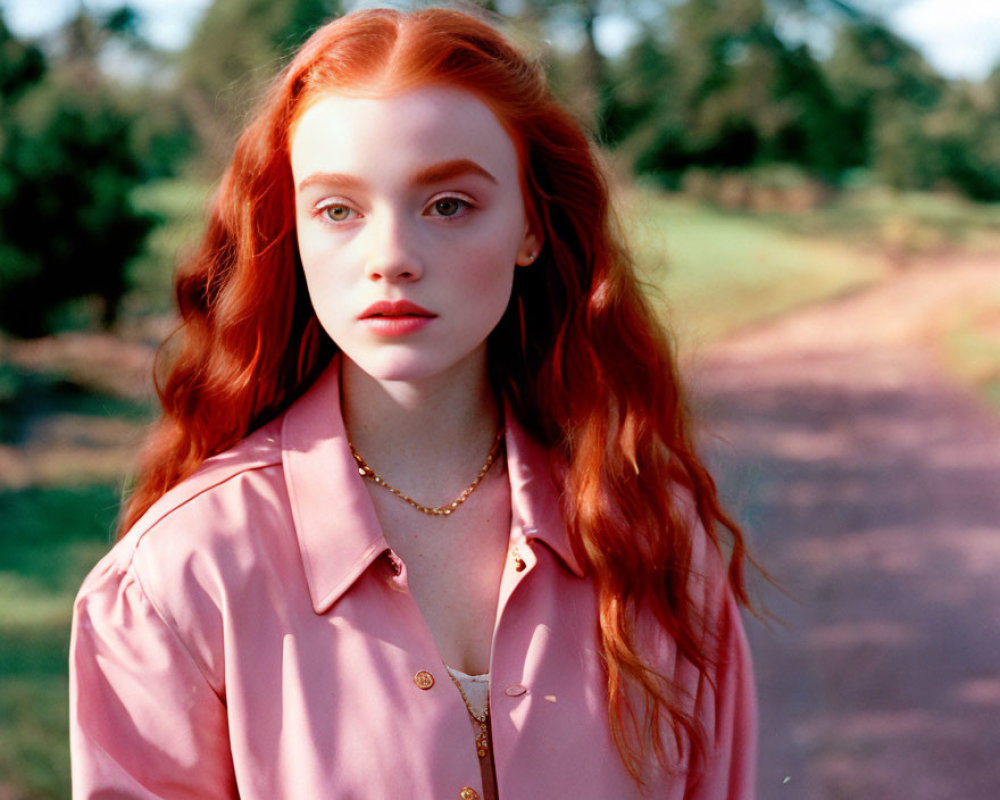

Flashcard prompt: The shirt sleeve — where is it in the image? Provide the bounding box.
[69,554,237,799]
[683,581,758,800]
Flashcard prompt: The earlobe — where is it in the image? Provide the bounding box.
[516,229,543,267]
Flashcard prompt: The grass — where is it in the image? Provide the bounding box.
[943,301,1000,413]
[0,485,119,800]
[622,188,889,343]
[0,357,149,798]
[763,187,1000,256]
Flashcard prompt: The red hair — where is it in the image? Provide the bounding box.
[122,7,751,784]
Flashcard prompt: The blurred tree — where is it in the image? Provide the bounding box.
[0,9,154,337]
[925,73,1000,200]
[824,19,944,189]
[177,0,342,175]
[600,25,678,151]
[528,0,608,130]
[608,0,853,184]
[0,14,45,104]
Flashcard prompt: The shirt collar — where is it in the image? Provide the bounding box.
[282,357,583,615]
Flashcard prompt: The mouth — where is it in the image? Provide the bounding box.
[360,300,437,320]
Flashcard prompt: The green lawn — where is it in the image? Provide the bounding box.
[944,298,1000,412]
[624,189,888,343]
[0,485,118,799]
[777,187,1000,254]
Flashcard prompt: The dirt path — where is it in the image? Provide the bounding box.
[690,255,1000,799]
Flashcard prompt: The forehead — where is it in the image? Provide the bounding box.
[289,86,520,184]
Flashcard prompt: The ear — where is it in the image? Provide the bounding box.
[515,225,543,267]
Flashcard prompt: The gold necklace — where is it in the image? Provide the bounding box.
[447,672,490,758]
[348,428,504,517]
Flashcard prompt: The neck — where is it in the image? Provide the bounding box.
[339,352,501,480]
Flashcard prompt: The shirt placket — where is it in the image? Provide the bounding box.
[383,548,496,800]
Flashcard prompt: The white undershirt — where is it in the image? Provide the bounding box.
[446,666,490,720]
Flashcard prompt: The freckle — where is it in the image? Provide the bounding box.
[544,695,557,703]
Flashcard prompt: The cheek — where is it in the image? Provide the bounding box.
[455,216,523,290]
[296,244,349,330]
[456,240,517,305]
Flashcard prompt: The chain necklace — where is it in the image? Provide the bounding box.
[348,428,504,517]
[447,672,491,758]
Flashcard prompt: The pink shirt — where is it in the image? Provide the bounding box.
[70,363,756,799]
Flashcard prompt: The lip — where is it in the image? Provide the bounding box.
[359,300,437,320]
[359,299,437,338]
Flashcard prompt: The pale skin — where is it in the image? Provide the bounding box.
[290,86,541,675]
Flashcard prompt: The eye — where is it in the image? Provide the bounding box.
[426,197,472,218]
[322,204,357,222]
[312,198,361,224]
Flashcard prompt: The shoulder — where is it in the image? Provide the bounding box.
[74,419,291,673]
[135,419,285,543]
[108,419,284,574]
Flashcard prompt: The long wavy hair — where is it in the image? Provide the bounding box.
[122,6,751,785]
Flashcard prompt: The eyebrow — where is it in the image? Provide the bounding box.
[411,158,498,186]
[298,172,364,193]
[297,158,498,193]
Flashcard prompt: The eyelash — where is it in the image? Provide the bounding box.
[312,194,475,224]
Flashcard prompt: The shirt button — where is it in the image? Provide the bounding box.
[459,788,480,800]
[504,684,528,697]
[413,670,435,690]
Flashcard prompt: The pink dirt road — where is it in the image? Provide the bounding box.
[691,256,1000,799]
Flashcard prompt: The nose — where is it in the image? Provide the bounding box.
[364,210,424,283]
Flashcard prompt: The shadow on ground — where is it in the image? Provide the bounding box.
[695,347,1000,800]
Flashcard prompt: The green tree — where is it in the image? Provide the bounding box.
[0,13,44,103]
[824,20,945,189]
[0,10,154,337]
[925,73,1000,200]
[609,0,852,183]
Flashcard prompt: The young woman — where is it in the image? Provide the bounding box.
[70,8,756,799]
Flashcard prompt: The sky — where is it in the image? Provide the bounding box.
[2,0,999,82]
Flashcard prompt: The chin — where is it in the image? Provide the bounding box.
[342,351,444,384]
[340,346,486,388]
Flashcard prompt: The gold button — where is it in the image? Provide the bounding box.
[459,788,480,800]
[413,670,435,690]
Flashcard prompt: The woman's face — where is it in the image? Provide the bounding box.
[290,86,539,386]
